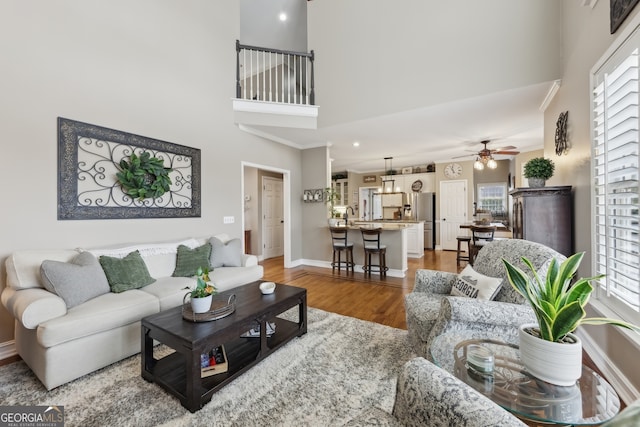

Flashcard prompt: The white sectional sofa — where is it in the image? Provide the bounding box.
[1,234,263,390]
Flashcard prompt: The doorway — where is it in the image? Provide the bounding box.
[439,179,468,250]
[241,162,290,267]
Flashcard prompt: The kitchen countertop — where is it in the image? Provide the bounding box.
[330,221,418,230]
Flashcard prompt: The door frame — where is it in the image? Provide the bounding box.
[241,161,292,268]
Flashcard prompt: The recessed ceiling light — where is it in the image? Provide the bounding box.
[353,142,360,147]
[279,12,287,21]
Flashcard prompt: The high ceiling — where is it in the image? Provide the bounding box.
[244,80,553,173]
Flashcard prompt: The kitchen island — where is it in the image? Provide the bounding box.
[326,220,423,277]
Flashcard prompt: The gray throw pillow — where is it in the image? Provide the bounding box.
[40,251,111,308]
[210,237,242,268]
[172,243,212,277]
[99,250,155,293]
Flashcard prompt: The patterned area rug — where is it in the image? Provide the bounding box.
[0,308,413,427]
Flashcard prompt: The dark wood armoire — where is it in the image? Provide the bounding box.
[510,186,573,256]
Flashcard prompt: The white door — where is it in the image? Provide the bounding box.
[262,176,284,259]
[440,180,468,250]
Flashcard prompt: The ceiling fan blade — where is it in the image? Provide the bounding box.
[452,153,475,159]
[493,150,520,155]
[491,145,517,151]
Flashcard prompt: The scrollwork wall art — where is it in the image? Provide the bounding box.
[58,117,201,219]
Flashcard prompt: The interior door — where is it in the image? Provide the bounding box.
[439,180,468,250]
[262,176,284,259]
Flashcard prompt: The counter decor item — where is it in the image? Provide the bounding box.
[523,157,554,188]
[324,187,341,222]
[503,252,640,385]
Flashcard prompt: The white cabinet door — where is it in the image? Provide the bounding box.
[406,222,425,258]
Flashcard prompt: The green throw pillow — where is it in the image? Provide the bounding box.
[172,243,212,277]
[99,250,155,293]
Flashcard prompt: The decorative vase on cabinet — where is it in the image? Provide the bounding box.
[510,186,572,256]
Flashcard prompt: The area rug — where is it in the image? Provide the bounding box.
[0,308,414,426]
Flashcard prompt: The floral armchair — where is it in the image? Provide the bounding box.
[405,239,566,359]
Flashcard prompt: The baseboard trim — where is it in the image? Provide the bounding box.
[0,340,17,361]
[299,259,406,278]
[577,330,640,404]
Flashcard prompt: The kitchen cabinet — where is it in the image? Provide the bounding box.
[332,179,349,206]
[406,222,425,258]
[383,173,435,193]
[510,186,572,256]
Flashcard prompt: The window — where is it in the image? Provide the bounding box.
[592,24,640,320]
[476,183,507,218]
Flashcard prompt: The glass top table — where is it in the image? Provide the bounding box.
[430,334,620,425]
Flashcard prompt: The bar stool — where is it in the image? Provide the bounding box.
[360,227,388,277]
[329,226,354,273]
[456,236,472,267]
[470,225,496,265]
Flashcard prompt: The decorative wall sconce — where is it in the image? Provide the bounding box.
[303,189,324,203]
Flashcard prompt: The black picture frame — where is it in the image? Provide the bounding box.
[58,117,201,220]
[611,0,640,34]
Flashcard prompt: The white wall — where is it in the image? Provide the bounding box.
[0,0,304,343]
[308,0,562,127]
[545,0,640,402]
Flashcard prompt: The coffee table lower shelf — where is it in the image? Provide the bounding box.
[144,317,302,411]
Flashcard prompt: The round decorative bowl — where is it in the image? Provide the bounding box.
[260,282,276,295]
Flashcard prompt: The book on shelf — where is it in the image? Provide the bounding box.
[200,345,228,378]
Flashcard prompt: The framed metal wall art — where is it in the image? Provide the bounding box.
[58,117,201,220]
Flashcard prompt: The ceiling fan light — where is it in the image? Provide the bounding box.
[474,159,484,170]
[487,158,497,169]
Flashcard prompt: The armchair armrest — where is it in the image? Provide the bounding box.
[393,357,526,426]
[442,296,535,327]
[414,269,458,294]
[1,287,66,329]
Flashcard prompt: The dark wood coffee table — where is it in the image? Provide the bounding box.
[141,281,307,412]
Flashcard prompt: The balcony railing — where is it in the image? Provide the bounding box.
[236,40,315,106]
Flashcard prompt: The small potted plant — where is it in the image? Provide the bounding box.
[189,267,217,313]
[325,187,341,225]
[503,252,639,385]
[523,157,555,188]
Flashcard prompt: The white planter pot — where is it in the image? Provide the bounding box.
[191,294,212,314]
[519,323,582,386]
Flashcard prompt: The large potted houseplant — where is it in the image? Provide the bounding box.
[523,157,555,188]
[503,252,639,386]
[188,267,217,313]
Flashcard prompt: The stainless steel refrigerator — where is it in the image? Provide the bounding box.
[415,192,435,249]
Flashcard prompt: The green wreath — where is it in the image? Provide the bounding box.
[116,151,172,200]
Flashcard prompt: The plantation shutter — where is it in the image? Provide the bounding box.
[592,27,640,314]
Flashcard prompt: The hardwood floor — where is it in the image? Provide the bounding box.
[261,249,460,329]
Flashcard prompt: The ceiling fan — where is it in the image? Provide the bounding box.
[454,140,519,170]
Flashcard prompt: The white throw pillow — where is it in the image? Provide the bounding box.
[209,237,242,268]
[450,264,502,301]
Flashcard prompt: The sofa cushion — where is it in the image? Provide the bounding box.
[450,265,502,301]
[172,243,212,277]
[37,290,159,348]
[40,252,110,308]
[210,266,264,292]
[210,237,242,268]
[6,250,78,290]
[140,276,195,311]
[99,250,156,293]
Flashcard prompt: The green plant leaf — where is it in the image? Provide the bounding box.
[550,301,585,341]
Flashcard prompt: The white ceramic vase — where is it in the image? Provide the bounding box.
[191,294,212,314]
[518,323,582,386]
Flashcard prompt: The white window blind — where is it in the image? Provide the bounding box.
[592,27,640,316]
